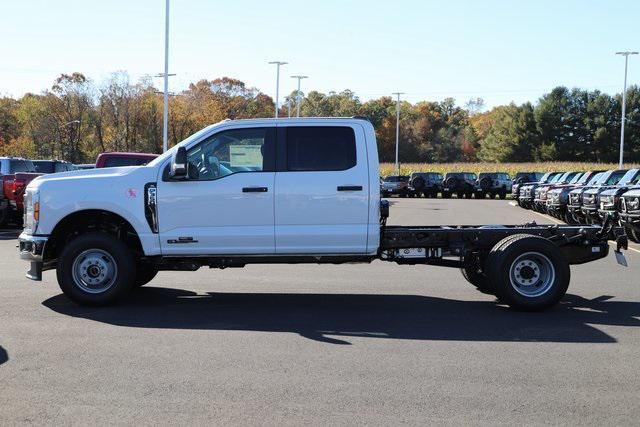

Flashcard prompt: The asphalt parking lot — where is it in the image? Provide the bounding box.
[1,198,639,425]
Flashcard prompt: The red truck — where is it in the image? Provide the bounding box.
[0,158,42,226]
[95,152,158,168]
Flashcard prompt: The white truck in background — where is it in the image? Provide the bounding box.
[18,118,628,310]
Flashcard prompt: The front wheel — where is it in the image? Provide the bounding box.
[135,263,159,287]
[485,234,570,311]
[57,232,136,306]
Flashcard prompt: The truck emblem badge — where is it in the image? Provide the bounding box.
[126,188,137,198]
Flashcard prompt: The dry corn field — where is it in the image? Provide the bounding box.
[380,162,640,177]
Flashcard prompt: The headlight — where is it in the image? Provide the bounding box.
[600,195,616,210]
[627,197,640,211]
[24,189,40,233]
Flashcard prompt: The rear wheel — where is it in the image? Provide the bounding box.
[57,232,135,306]
[485,234,570,311]
[461,262,494,295]
[499,189,507,199]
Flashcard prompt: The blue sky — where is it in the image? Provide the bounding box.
[1,0,638,108]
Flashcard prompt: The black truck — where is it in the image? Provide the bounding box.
[442,172,477,199]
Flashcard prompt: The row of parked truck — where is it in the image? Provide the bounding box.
[380,171,543,200]
[514,169,640,242]
[0,152,157,226]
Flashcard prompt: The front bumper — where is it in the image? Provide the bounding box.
[547,203,565,212]
[18,232,48,281]
[581,206,600,220]
[620,212,640,227]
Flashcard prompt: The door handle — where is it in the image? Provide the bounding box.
[337,185,363,191]
[242,187,268,193]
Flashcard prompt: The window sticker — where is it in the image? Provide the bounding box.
[230,145,262,167]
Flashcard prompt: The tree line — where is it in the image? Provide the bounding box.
[0,71,638,164]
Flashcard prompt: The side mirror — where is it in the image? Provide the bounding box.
[169,146,188,179]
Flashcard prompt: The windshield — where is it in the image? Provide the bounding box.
[576,172,593,184]
[146,124,216,168]
[568,173,583,184]
[605,170,626,185]
[588,173,604,185]
[539,172,552,182]
[618,169,639,186]
[549,173,564,183]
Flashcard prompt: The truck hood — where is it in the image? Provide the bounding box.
[27,166,155,191]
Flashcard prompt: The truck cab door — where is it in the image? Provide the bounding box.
[274,125,370,254]
[156,126,276,255]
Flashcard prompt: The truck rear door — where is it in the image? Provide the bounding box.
[274,124,370,254]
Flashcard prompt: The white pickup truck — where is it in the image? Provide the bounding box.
[18,118,628,310]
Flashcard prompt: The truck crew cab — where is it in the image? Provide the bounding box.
[19,118,627,310]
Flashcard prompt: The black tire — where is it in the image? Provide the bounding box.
[135,262,159,287]
[0,205,8,227]
[499,190,507,200]
[461,263,494,295]
[485,234,570,311]
[56,232,136,306]
[411,177,425,191]
[465,191,473,199]
[625,226,640,243]
[442,192,451,199]
[477,191,485,199]
[456,191,463,199]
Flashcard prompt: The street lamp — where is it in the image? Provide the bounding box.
[615,51,638,168]
[291,75,308,117]
[154,0,175,153]
[269,61,287,118]
[392,92,404,176]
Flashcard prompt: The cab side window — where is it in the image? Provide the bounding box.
[186,127,275,181]
[285,126,356,172]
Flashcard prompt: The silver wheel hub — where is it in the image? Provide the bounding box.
[72,249,118,294]
[509,252,555,298]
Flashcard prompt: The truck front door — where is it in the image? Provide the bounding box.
[157,126,276,255]
[274,125,370,254]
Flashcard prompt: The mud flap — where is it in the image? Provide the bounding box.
[26,262,42,281]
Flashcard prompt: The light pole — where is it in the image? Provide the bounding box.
[269,61,287,118]
[160,0,171,152]
[291,75,308,117]
[616,51,638,168]
[392,92,404,176]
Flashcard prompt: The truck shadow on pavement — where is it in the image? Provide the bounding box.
[42,290,640,345]
[0,346,7,365]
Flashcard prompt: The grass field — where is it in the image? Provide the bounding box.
[379,162,640,177]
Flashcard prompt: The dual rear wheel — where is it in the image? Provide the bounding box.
[461,234,570,311]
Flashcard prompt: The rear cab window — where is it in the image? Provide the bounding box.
[9,159,36,173]
[104,157,155,168]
